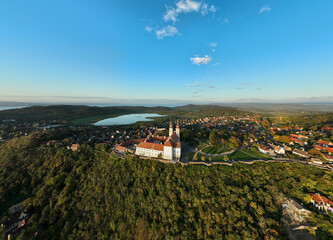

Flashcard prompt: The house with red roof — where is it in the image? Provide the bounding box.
[325,147,333,154]
[316,140,333,147]
[309,193,333,214]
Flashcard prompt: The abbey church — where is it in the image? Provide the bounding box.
[135,122,181,161]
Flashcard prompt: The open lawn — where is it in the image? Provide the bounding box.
[227,150,255,160]
[242,148,273,160]
[201,145,234,154]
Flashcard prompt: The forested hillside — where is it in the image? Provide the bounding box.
[0,133,333,239]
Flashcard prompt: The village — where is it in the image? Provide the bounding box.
[1,115,333,166]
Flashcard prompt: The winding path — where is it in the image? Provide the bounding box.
[180,158,333,171]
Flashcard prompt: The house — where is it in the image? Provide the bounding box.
[283,198,311,219]
[258,144,275,155]
[313,145,325,151]
[115,144,127,153]
[283,144,292,152]
[321,126,333,132]
[292,148,311,158]
[4,210,29,236]
[309,193,333,214]
[322,154,333,163]
[70,144,80,151]
[316,140,332,147]
[9,202,24,214]
[310,158,323,165]
[325,147,333,155]
[269,143,285,155]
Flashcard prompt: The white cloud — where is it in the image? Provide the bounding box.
[163,0,215,23]
[224,18,229,23]
[164,7,178,22]
[209,42,218,47]
[259,5,271,14]
[176,0,201,13]
[190,55,212,65]
[209,5,217,13]
[187,78,211,87]
[212,62,220,66]
[187,81,204,87]
[145,26,153,32]
[201,3,208,16]
[155,25,179,39]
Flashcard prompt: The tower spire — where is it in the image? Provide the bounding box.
[176,120,180,138]
[169,121,173,137]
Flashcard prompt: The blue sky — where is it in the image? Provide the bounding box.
[0,0,332,104]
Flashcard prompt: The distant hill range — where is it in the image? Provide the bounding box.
[0,103,332,124]
[0,104,243,124]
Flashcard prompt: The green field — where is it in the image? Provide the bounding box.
[191,147,272,162]
[201,145,233,154]
[242,148,273,160]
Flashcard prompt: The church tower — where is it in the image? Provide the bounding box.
[176,121,180,139]
[169,122,173,137]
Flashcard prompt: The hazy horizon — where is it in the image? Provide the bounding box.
[1,0,333,103]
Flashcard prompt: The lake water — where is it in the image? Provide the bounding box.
[94,113,165,126]
[0,106,27,111]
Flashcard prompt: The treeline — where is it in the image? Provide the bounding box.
[0,133,333,239]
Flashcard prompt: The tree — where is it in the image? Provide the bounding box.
[261,118,271,129]
[308,148,321,156]
[224,155,228,162]
[209,156,212,162]
[201,155,205,161]
[209,129,220,146]
[273,135,280,142]
[279,135,290,144]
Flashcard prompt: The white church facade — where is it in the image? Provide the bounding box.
[135,122,181,161]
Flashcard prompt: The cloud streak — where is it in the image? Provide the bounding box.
[190,55,211,65]
[155,25,179,39]
[259,5,271,14]
[164,0,216,23]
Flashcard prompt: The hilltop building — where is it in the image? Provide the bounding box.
[135,122,181,161]
[310,193,333,214]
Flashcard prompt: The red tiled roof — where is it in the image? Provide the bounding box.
[121,138,145,147]
[137,142,164,151]
[317,140,332,146]
[326,147,333,154]
[164,140,173,147]
[313,145,325,150]
[115,145,126,152]
[174,142,181,148]
[322,127,333,131]
[310,193,333,206]
[290,134,300,138]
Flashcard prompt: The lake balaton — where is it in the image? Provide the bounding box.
[93,113,165,126]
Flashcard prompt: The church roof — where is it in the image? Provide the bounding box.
[137,142,164,151]
[169,132,179,143]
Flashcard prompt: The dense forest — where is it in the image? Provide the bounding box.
[1,133,333,239]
